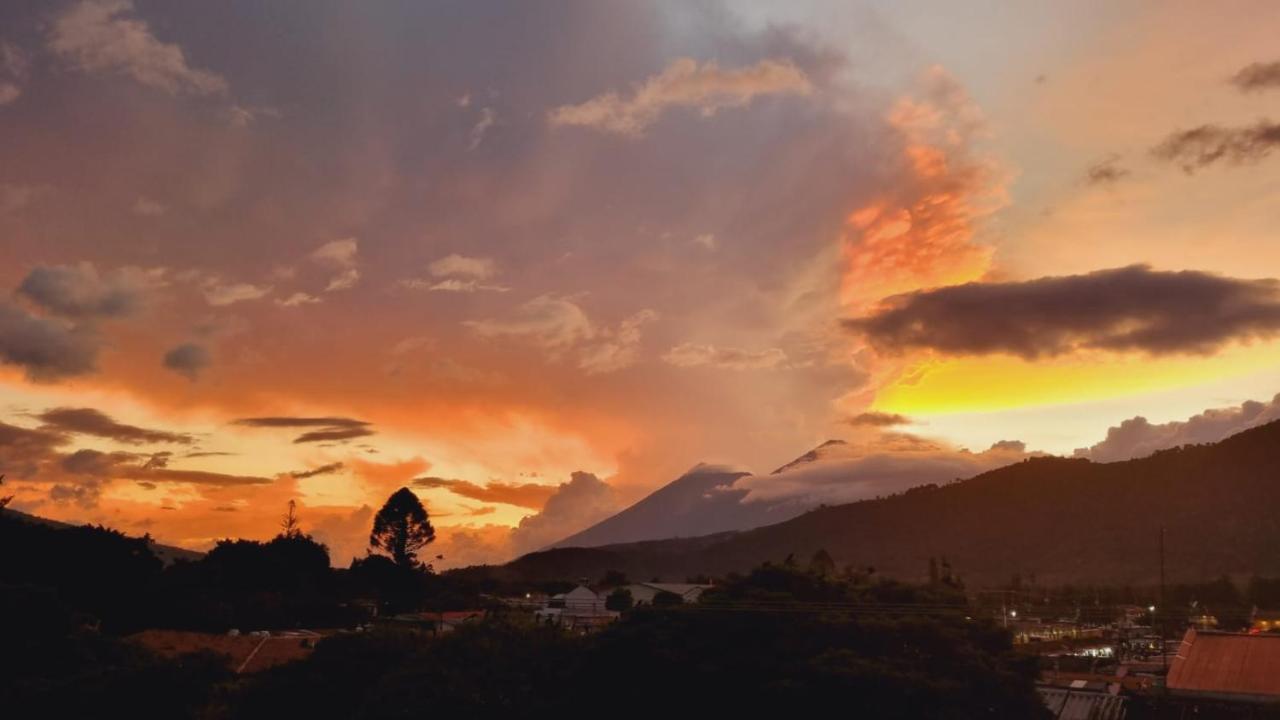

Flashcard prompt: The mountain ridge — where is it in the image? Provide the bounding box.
[495,419,1280,586]
[551,461,808,549]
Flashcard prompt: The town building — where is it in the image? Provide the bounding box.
[1166,628,1280,704]
[623,582,713,605]
[534,585,618,630]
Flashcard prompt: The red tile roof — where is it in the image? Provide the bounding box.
[1167,629,1280,700]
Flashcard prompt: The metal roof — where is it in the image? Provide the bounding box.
[1167,628,1280,700]
[1038,687,1128,720]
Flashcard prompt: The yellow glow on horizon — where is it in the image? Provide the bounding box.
[873,341,1280,416]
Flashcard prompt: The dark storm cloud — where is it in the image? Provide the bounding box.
[0,300,100,381]
[37,407,194,445]
[0,422,272,507]
[847,411,911,428]
[49,482,101,508]
[0,420,68,479]
[17,263,153,319]
[162,342,211,381]
[291,461,344,479]
[0,422,271,507]
[413,476,556,510]
[848,265,1280,359]
[1231,61,1280,92]
[0,264,156,382]
[61,448,136,476]
[1152,121,1280,172]
[234,416,375,444]
[57,447,271,486]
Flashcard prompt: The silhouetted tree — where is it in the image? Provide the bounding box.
[370,488,435,568]
[280,499,301,538]
[809,549,836,577]
[0,474,11,510]
[349,553,428,614]
[605,588,634,612]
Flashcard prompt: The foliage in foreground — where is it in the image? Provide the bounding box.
[228,566,1047,719]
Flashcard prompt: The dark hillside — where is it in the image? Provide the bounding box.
[502,420,1280,585]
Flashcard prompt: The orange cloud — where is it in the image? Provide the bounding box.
[838,67,1008,414]
[841,67,1006,314]
[349,456,430,490]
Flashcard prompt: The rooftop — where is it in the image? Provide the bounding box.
[1167,629,1280,701]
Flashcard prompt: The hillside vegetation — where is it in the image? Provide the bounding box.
[493,419,1280,586]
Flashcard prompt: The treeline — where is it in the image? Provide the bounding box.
[0,501,1053,718]
[0,490,481,634]
[227,563,1048,718]
[978,574,1280,630]
[0,487,483,717]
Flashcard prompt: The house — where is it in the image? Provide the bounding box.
[624,582,713,605]
[1166,628,1280,703]
[534,585,618,630]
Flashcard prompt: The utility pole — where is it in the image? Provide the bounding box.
[1160,526,1168,676]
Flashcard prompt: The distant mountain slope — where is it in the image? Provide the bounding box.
[502,419,1280,586]
[769,439,848,474]
[552,462,811,549]
[1,508,204,564]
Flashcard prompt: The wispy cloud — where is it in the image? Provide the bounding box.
[312,238,360,292]
[1083,154,1130,185]
[429,254,496,280]
[847,411,912,428]
[468,107,496,150]
[550,57,812,137]
[1152,121,1280,172]
[1231,60,1280,92]
[291,461,345,479]
[49,0,228,96]
[37,407,193,445]
[201,279,272,306]
[0,43,29,105]
[401,254,508,293]
[234,416,375,444]
[662,343,788,370]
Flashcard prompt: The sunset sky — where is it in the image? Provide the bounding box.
[3,0,1280,567]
